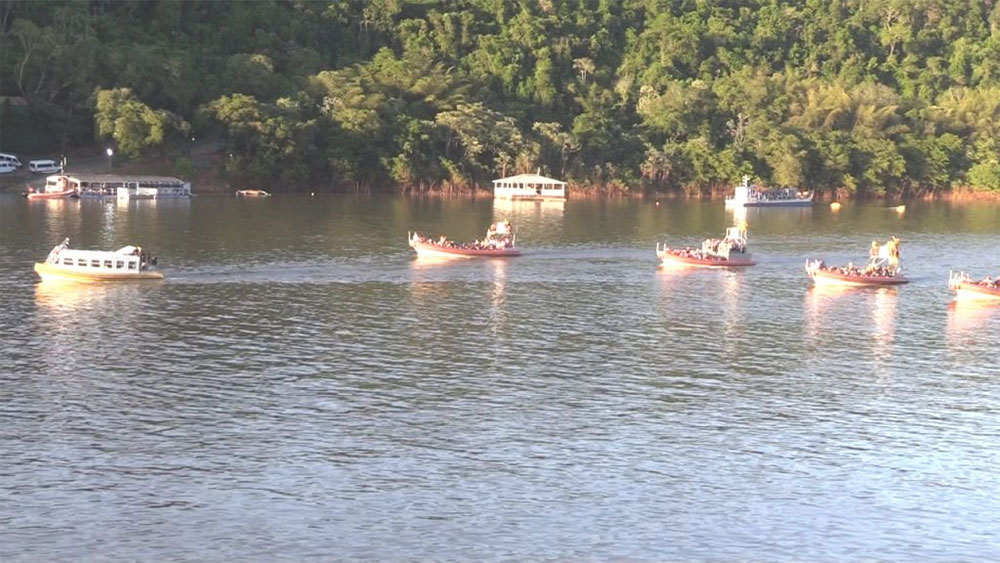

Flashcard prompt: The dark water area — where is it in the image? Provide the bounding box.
[1,194,999,560]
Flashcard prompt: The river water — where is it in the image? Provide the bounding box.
[1,194,998,560]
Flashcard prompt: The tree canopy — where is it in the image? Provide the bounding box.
[2,0,999,195]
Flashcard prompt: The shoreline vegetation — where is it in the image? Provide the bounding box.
[1,142,997,202]
[2,2,999,200]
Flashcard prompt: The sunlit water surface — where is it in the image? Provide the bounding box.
[1,194,999,560]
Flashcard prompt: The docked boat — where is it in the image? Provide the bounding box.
[34,238,164,282]
[948,271,1000,301]
[657,226,755,268]
[236,189,271,197]
[492,172,567,200]
[24,176,76,199]
[725,175,813,207]
[409,221,520,258]
[34,173,192,199]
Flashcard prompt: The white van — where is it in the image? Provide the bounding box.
[0,153,22,169]
[0,162,16,174]
[28,159,62,174]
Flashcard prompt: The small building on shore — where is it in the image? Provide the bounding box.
[492,173,567,200]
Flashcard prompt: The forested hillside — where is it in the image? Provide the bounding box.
[2,0,999,196]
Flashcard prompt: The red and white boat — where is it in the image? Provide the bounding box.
[656,226,755,268]
[805,259,908,287]
[949,271,1000,301]
[24,176,77,200]
[408,231,520,258]
[656,245,755,268]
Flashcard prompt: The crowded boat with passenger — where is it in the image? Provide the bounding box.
[409,219,520,258]
[948,271,1000,301]
[805,236,908,286]
[34,238,163,282]
[657,226,755,268]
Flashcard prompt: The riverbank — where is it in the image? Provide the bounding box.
[2,145,997,201]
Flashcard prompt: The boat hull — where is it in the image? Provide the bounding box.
[409,240,519,258]
[951,281,1000,301]
[807,268,907,287]
[34,262,164,282]
[26,189,76,200]
[236,190,271,197]
[657,250,755,268]
[726,198,813,207]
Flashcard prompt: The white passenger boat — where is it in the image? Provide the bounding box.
[492,173,567,200]
[725,175,813,207]
[39,174,192,199]
[34,238,164,282]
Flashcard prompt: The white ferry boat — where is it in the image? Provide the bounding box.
[725,175,812,207]
[41,174,192,199]
[493,173,567,200]
[34,238,164,282]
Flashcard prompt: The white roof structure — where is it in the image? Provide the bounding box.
[492,173,567,199]
[492,173,566,187]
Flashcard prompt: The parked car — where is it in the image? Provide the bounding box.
[0,152,22,169]
[28,159,62,174]
[0,162,17,174]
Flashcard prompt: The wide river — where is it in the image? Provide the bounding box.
[1,194,998,560]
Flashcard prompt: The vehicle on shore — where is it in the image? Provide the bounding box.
[657,226,755,268]
[948,271,1000,301]
[34,238,163,282]
[28,159,62,174]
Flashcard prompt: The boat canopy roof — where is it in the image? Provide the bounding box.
[45,173,185,186]
[492,173,566,187]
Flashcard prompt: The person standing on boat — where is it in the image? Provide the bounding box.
[886,236,901,270]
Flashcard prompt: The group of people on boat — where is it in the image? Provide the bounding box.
[414,219,515,250]
[750,187,808,202]
[810,236,903,278]
[668,226,748,261]
[968,275,1000,288]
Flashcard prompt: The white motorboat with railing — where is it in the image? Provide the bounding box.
[34,238,164,282]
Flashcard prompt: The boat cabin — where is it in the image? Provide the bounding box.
[44,174,192,198]
[493,173,567,200]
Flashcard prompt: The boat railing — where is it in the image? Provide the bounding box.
[948,270,970,289]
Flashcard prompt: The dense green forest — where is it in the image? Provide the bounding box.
[2,0,999,196]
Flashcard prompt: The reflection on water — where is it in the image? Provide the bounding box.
[946,299,1000,339]
[3,194,1000,561]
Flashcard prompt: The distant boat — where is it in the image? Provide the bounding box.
[34,238,164,282]
[492,173,566,200]
[236,189,271,197]
[33,173,193,199]
[725,175,813,208]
